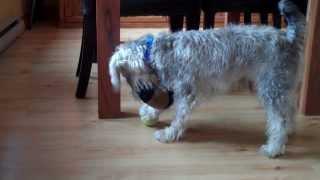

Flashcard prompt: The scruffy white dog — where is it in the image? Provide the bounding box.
[109,0,305,158]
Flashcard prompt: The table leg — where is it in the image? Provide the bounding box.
[301,0,320,115]
[96,0,121,118]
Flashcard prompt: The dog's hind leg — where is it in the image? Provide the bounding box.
[154,85,196,143]
[284,97,298,137]
[259,104,295,158]
[256,71,297,158]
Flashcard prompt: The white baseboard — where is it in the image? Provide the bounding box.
[0,18,25,53]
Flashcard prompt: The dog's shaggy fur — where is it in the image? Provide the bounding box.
[109,0,306,158]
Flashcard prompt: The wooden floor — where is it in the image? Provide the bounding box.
[0,25,320,180]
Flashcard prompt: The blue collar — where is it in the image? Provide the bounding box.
[143,35,154,63]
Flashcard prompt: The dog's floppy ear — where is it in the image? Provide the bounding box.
[109,53,121,91]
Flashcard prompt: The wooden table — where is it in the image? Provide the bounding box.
[96,0,320,118]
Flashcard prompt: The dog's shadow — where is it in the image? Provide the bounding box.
[183,122,265,146]
[118,113,320,160]
[154,118,266,146]
[155,119,320,160]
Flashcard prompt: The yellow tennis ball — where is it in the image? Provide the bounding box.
[140,115,158,127]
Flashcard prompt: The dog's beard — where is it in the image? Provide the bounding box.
[130,78,155,98]
[125,74,158,103]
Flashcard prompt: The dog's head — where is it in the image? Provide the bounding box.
[109,34,158,94]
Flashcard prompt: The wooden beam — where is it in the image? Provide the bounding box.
[301,0,320,115]
[96,0,121,118]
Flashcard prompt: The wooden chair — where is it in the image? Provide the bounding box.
[120,0,201,32]
[75,0,97,98]
[202,0,308,29]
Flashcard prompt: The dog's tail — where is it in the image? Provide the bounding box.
[278,0,306,43]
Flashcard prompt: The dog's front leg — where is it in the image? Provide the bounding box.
[139,103,162,125]
[154,93,196,143]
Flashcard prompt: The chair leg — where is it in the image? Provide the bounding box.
[260,12,268,25]
[169,15,184,32]
[76,22,87,77]
[273,12,282,28]
[76,16,96,98]
[76,58,93,98]
[76,48,83,77]
[244,11,251,24]
[204,11,215,29]
[27,0,36,30]
[186,9,201,30]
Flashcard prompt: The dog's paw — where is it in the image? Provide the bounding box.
[259,144,286,158]
[154,127,182,143]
